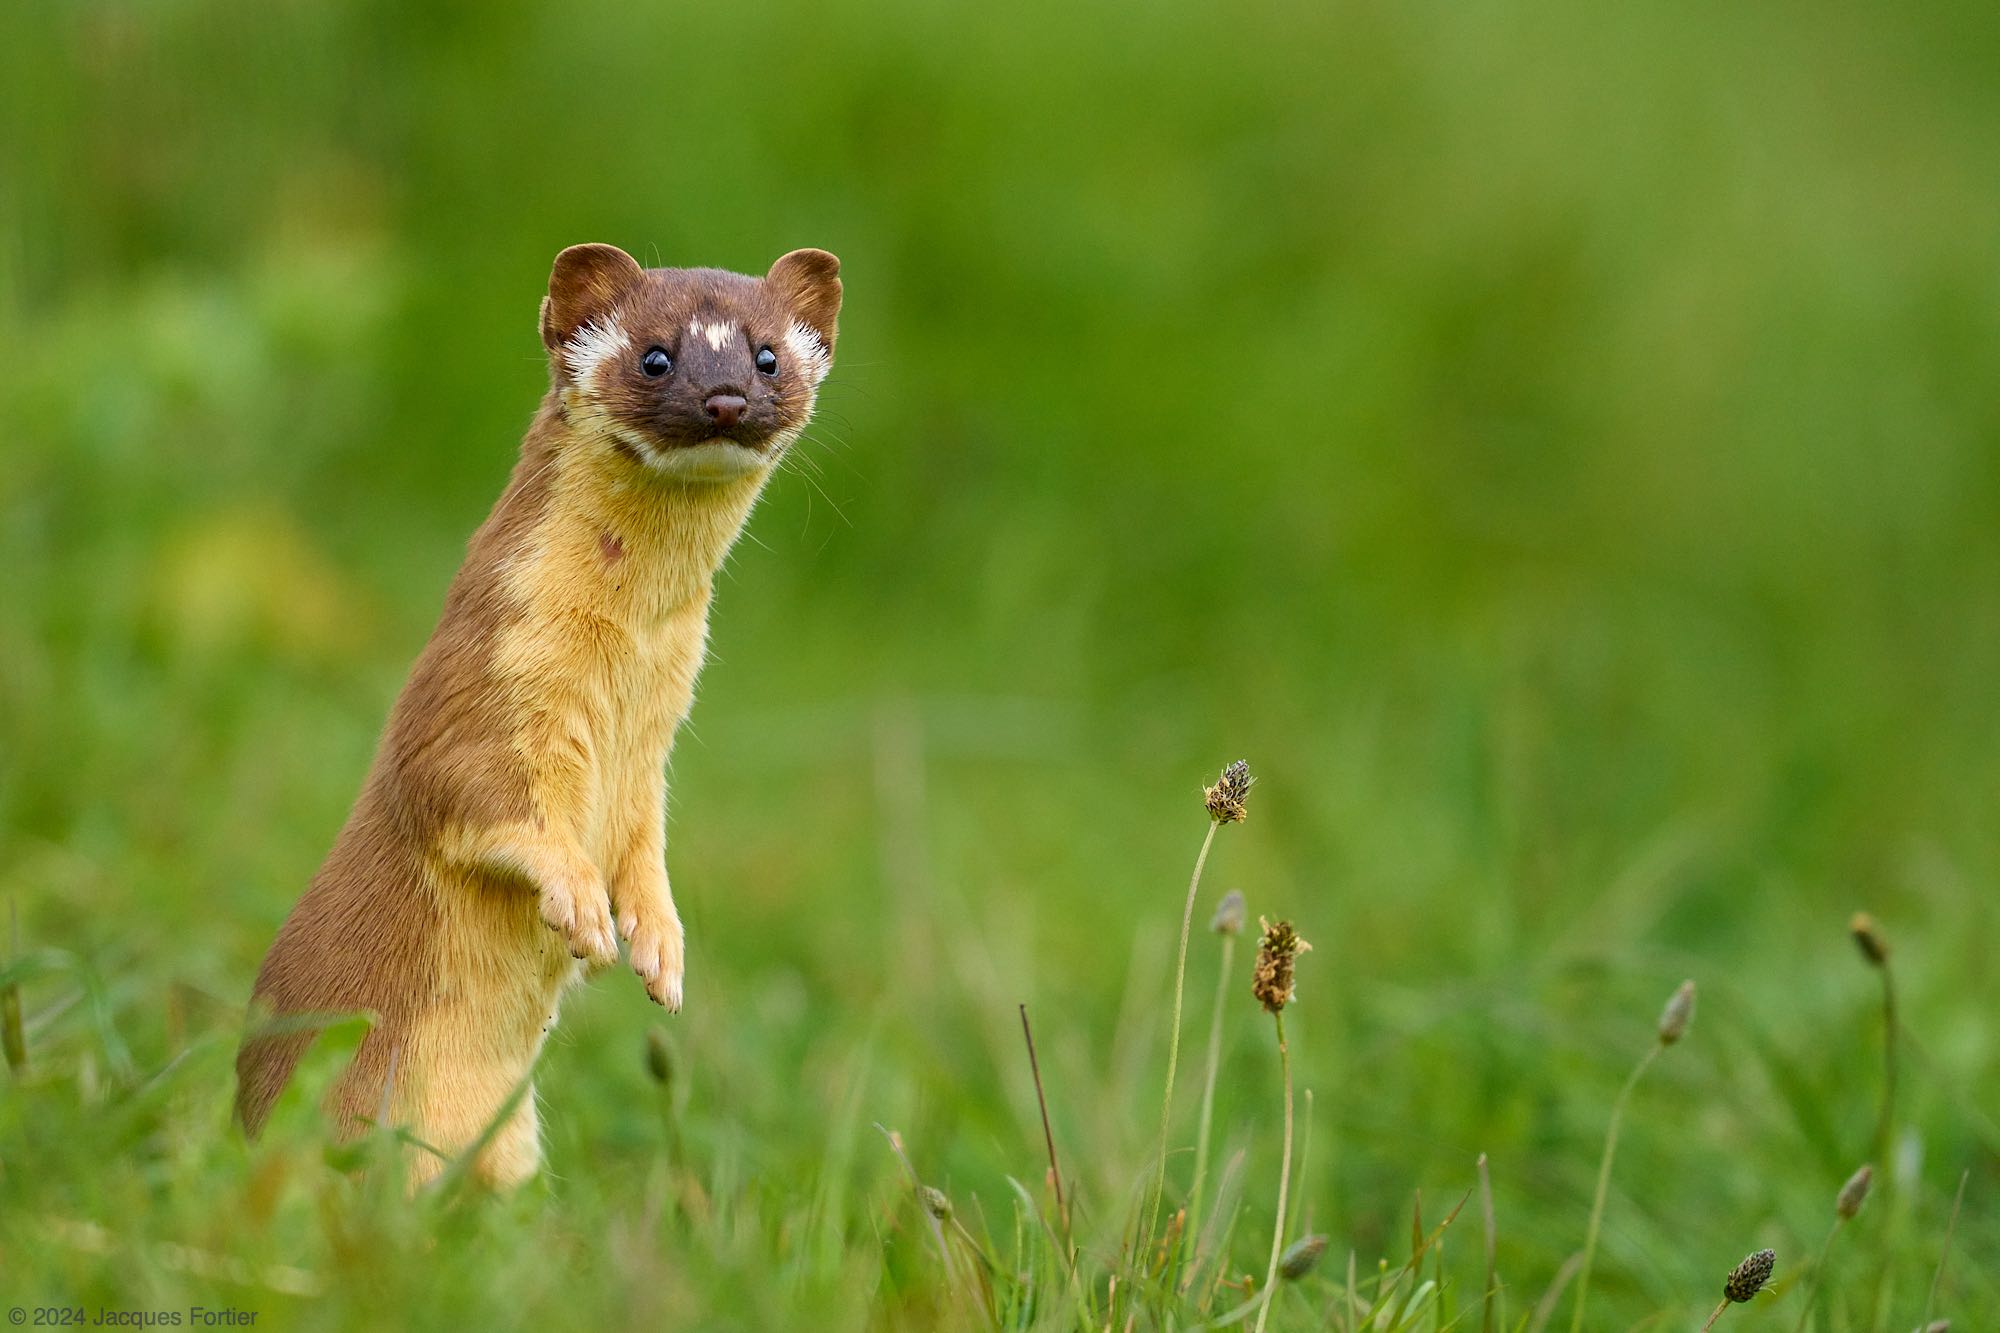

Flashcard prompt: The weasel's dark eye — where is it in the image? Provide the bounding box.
[640,347,673,378]
[755,346,779,377]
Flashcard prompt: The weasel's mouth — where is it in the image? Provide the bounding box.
[658,425,772,451]
[615,429,766,458]
[613,430,773,480]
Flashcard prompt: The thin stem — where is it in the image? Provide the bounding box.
[2,897,24,1074]
[1252,1010,1294,1333]
[1479,1152,1498,1333]
[1186,929,1236,1271]
[1699,1298,1731,1332]
[1923,1168,1968,1327]
[879,1126,962,1305]
[1569,1042,1662,1333]
[1145,820,1220,1255]
[1292,1088,1314,1238]
[1018,1003,1068,1235]
[1864,961,1902,1329]
[1873,963,1898,1165]
[1790,1219,1843,1333]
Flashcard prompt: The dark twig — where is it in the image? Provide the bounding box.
[1018,1003,1068,1234]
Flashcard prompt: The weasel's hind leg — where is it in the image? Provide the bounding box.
[469,1088,544,1188]
[397,1063,545,1191]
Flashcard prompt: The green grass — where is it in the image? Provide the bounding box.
[2,0,1998,1326]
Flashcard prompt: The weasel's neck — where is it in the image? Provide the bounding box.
[491,401,770,624]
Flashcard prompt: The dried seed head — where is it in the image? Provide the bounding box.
[1722,1248,1775,1303]
[644,1029,673,1086]
[1205,760,1254,825]
[1211,890,1247,935]
[1850,913,1889,966]
[1277,1234,1329,1280]
[1835,1163,1873,1220]
[1657,980,1697,1046]
[919,1185,953,1221]
[1252,917,1311,1014]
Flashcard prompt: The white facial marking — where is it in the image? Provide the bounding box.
[688,318,739,352]
[562,315,630,388]
[612,426,657,457]
[783,318,832,387]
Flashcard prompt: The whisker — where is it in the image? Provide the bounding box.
[776,447,853,531]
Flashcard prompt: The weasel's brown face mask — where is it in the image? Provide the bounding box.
[540,244,841,481]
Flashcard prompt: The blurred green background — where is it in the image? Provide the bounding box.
[2,0,1995,1327]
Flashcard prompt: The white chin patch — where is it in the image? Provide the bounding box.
[627,436,773,482]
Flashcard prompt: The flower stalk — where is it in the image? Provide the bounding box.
[1569,980,1695,1333]
[1186,889,1245,1270]
[1792,1164,1871,1333]
[1250,916,1308,1333]
[1145,763,1252,1259]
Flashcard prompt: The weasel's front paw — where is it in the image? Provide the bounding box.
[538,874,619,968]
[618,906,685,1011]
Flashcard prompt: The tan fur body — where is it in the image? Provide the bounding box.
[236,245,840,1185]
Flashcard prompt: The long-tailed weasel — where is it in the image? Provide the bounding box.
[235,243,841,1186]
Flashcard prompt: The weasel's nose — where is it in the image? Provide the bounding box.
[704,394,747,430]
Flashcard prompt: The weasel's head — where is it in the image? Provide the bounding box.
[540,243,841,482]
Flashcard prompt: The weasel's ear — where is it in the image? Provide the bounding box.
[766,249,842,352]
[540,244,644,352]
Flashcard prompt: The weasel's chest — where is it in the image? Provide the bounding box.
[494,521,716,826]
[567,611,703,865]
[604,602,709,744]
